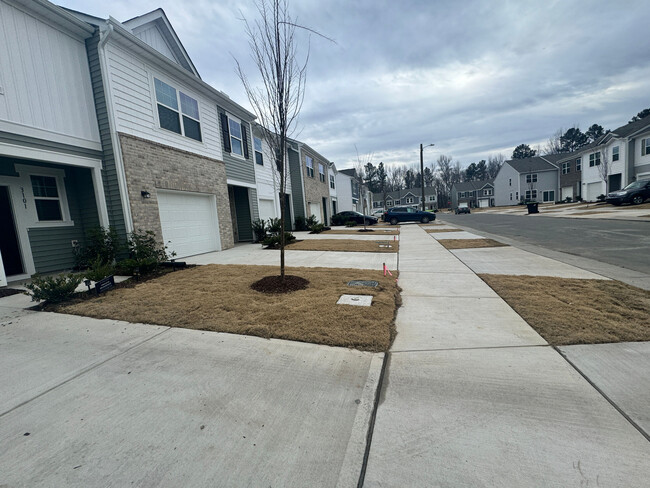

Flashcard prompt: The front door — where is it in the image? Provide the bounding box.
[228,186,239,242]
[608,173,622,192]
[0,186,24,277]
[322,197,328,226]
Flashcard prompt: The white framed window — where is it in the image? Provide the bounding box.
[386,200,393,207]
[329,174,335,189]
[525,189,537,200]
[319,163,325,182]
[483,188,493,196]
[305,156,314,177]
[525,174,538,183]
[516,191,519,200]
[229,118,243,156]
[508,178,512,186]
[154,78,201,142]
[576,158,582,171]
[642,138,650,156]
[428,195,435,201]
[254,137,264,165]
[15,165,73,227]
[31,175,63,221]
[612,146,619,161]
[589,152,601,166]
[510,192,513,201]
[406,197,414,204]
[394,199,401,205]
[542,190,555,202]
[562,162,570,174]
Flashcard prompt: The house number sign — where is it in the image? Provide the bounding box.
[20,186,27,209]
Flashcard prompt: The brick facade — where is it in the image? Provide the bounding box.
[118,133,234,250]
[301,146,330,223]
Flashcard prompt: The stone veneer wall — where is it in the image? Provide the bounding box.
[301,147,330,222]
[118,133,234,250]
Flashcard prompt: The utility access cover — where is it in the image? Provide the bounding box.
[347,280,379,288]
[337,294,373,307]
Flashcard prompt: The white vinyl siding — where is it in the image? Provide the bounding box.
[132,24,178,63]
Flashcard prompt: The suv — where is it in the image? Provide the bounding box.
[455,203,471,214]
[383,206,436,225]
[606,179,650,206]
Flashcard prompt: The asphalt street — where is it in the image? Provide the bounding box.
[438,213,650,275]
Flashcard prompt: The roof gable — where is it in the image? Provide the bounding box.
[123,9,199,77]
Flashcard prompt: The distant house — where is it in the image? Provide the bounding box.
[493,155,563,206]
[337,169,365,213]
[287,140,332,225]
[451,179,495,209]
[372,188,437,211]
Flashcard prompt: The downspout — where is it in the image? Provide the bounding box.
[98,23,134,234]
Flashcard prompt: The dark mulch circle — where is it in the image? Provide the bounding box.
[250,275,309,294]
[357,228,375,232]
[0,288,23,298]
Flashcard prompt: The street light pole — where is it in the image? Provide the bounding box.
[420,143,434,211]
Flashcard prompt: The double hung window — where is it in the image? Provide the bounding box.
[306,156,314,177]
[612,146,619,161]
[154,78,201,141]
[31,175,62,221]
[319,163,325,182]
[254,137,264,165]
[526,174,538,183]
[589,152,601,166]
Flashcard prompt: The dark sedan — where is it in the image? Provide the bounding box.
[383,206,436,225]
[332,211,378,225]
[606,179,650,206]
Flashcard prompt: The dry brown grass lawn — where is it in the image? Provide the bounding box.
[286,239,398,253]
[424,228,462,233]
[438,239,508,250]
[479,274,650,345]
[324,229,399,235]
[58,265,400,352]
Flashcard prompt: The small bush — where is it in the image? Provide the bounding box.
[267,218,283,235]
[262,232,296,249]
[597,194,606,202]
[564,196,572,203]
[252,219,268,243]
[25,273,82,303]
[84,257,115,282]
[575,195,583,202]
[294,216,308,231]
[309,224,330,234]
[345,220,357,227]
[113,230,171,276]
[74,226,122,269]
[331,214,344,226]
[306,215,318,229]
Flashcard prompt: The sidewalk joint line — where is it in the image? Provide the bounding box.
[390,344,549,354]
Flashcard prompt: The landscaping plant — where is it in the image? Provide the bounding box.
[84,257,115,282]
[252,219,268,243]
[294,216,308,231]
[26,273,82,303]
[74,226,122,269]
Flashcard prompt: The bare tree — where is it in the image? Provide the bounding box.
[235,0,315,280]
[544,128,564,155]
[487,153,505,179]
[597,147,611,194]
[354,147,373,230]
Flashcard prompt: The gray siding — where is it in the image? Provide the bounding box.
[217,107,256,184]
[519,170,558,203]
[288,147,305,221]
[85,32,127,240]
[28,165,100,273]
[233,186,253,241]
[250,187,259,222]
[494,163,520,206]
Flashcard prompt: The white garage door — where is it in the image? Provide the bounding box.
[157,190,220,258]
[561,186,572,201]
[585,182,603,202]
[479,199,489,208]
[308,202,321,223]
[258,198,276,222]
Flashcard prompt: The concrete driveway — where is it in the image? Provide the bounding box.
[0,298,381,487]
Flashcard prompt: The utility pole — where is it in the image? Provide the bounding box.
[420,143,434,211]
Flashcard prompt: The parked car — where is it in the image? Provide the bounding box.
[383,206,436,225]
[606,179,650,206]
[371,209,385,217]
[332,211,378,225]
[455,202,471,214]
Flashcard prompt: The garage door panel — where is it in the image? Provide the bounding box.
[157,191,220,258]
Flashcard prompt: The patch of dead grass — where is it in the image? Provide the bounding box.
[58,265,401,352]
[438,239,507,250]
[324,229,399,235]
[479,274,650,345]
[286,239,398,253]
[424,228,462,233]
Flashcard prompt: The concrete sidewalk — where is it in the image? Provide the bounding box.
[364,225,650,486]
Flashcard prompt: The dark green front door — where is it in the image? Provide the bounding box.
[0,186,24,276]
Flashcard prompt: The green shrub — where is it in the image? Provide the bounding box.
[331,214,344,226]
[345,220,357,227]
[262,232,296,249]
[114,230,171,276]
[115,257,158,276]
[294,216,308,231]
[25,273,82,303]
[252,219,268,243]
[309,223,330,234]
[306,215,318,229]
[84,257,115,282]
[267,218,283,235]
[74,226,123,269]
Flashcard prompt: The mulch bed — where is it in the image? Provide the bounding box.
[251,275,309,294]
[324,229,399,235]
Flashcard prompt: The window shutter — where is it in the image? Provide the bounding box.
[242,124,250,159]
[220,113,231,153]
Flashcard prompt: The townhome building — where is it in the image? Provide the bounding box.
[336,168,373,214]
[372,188,437,211]
[327,162,338,217]
[1,0,110,285]
[450,179,495,209]
[493,154,563,206]
[287,140,331,224]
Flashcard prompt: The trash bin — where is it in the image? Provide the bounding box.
[526,202,539,214]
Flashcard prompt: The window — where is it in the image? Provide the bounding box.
[319,163,325,182]
[589,152,601,166]
[154,78,201,141]
[612,146,619,161]
[254,137,264,165]
[394,199,400,205]
[386,200,393,207]
[229,119,243,156]
[526,174,538,183]
[510,192,513,201]
[31,175,62,221]
[525,189,537,200]
[305,156,314,177]
[562,162,570,174]
[330,174,335,189]
[543,190,555,202]
[576,158,581,171]
[509,178,512,186]
[428,195,435,201]
[643,138,650,156]
[483,188,493,196]
[516,191,519,200]
[373,201,381,208]
[405,197,414,204]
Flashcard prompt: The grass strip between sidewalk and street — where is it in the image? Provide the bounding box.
[286,239,398,253]
[479,274,650,345]
[424,228,462,233]
[56,264,401,352]
[437,239,508,250]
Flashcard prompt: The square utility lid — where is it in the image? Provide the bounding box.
[337,294,373,307]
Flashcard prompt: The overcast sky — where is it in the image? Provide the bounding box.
[58,0,650,170]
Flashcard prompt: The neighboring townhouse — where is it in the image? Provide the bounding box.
[65,7,264,255]
[1,0,108,284]
[252,124,294,230]
[336,169,362,213]
[556,149,588,201]
[494,155,563,206]
[450,179,495,209]
[287,140,331,224]
[328,162,338,216]
[372,188,437,211]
